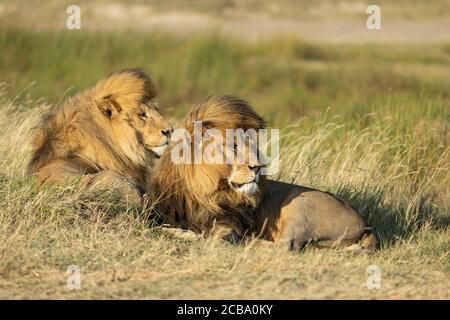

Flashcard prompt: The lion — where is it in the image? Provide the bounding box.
[28,68,173,204]
[147,96,377,252]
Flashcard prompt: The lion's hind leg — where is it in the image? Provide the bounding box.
[317,228,377,253]
[32,157,89,185]
[270,187,378,253]
[32,158,143,206]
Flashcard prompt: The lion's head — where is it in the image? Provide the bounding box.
[181,137,265,201]
[148,96,266,236]
[28,68,172,188]
[94,69,173,160]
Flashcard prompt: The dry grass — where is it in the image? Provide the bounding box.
[0,85,448,299]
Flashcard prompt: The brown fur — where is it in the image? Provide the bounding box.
[255,181,377,252]
[148,96,377,251]
[147,96,266,238]
[28,68,172,204]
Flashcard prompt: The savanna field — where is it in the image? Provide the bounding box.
[0,2,450,299]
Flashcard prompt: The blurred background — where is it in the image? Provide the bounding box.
[0,0,449,126]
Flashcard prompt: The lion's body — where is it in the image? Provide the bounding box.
[255,180,377,251]
[149,96,377,251]
[28,69,172,204]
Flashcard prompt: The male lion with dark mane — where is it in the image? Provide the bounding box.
[147,96,377,252]
[28,68,172,204]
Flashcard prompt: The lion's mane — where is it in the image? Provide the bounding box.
[148,96,266,237]
[28,68,157,188]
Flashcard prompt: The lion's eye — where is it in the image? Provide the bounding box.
[138,112,148,119]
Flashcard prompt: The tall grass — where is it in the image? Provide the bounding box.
[1,29,449,125]
[0,30,449,298]
[0,89,448,298]
[279,114,449,244]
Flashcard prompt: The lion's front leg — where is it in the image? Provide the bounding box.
[210,223,255,245]
[158,226,202,241]
[210,225,234,240]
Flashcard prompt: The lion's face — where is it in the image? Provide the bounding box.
[98,97,172,162]
[227,141,263,197]
[190,139,263,201]
[130,102,173,158]
[228,163,261,196]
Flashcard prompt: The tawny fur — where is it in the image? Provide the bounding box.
[147,96,377,251]
[28,68,172,204]
[147,96,266,238]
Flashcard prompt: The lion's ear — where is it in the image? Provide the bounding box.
[97,95,122,119]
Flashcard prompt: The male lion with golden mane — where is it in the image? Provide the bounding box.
[147,96,377,252]
[28,68,172,204]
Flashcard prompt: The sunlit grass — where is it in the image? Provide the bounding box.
[0,29,449,298]
[1,29,449,126]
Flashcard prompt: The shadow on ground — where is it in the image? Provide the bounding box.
[337,186,450,248]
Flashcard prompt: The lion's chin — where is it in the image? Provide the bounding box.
[232,181,259,196]
[149,143,168,158]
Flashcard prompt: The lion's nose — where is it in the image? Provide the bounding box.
[161,129,172,138]
[248,165,260,173]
